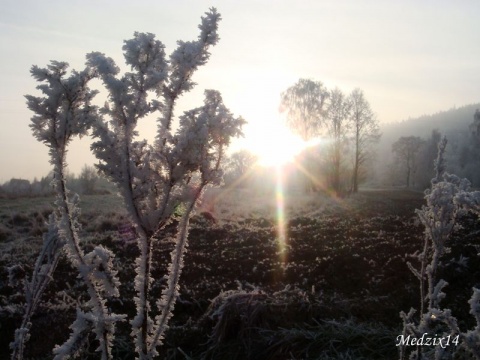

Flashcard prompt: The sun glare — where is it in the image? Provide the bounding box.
[244,123,306,167]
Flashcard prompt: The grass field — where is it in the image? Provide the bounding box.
[1,188,479,359]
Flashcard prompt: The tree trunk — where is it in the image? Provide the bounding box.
[333,141,341,195]
[352,139,360,193]
[352,163,359,193]
[406,166,411,188]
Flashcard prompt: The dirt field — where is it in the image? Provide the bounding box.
[1,189,479,359]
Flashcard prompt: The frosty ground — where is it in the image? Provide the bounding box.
[1,188,479,359]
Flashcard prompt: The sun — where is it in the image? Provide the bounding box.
[248,125,305,167]
[223,69,305,167]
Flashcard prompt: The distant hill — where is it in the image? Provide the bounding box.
[377,103,480,161]
[380,103,480,147]
[373,103,480,187]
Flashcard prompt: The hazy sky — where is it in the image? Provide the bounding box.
[1,0,479,181]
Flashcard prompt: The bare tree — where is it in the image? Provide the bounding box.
[280,78,328,141]
[349,88,380,193]
[392,136,425,188]
[280,79,328,192]
[325,88,351,195]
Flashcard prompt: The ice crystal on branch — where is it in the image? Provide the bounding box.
[15,7,243,360]
[86,10,243,357]
[10,214,64,360]
[21,59,122,360]
[27,62,97,148]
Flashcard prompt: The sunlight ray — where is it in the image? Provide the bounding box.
[291,157,352,209]
[206,163,260,213]
[275,164,287,265]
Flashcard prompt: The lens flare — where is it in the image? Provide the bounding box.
[275,164,287,265]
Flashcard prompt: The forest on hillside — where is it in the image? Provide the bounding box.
[377,104,480,190]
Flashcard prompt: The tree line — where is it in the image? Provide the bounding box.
[224,78,381,195]
[224,93,480,195]
[0,165,108,198]
[280,79,381,195]
[388,109,480,189]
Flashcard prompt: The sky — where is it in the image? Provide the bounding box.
[0,0,479,181]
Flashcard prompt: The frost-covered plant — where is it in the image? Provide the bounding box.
[17,60,124,360]
[10,214,64,360]
[14,8,244,360]
[400,137,480,359]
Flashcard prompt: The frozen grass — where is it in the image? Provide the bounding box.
[166,288,398,360]
[209,187,425,223]
[0,194,124,219]
[259,318,398,360]
[1,188,479,358]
